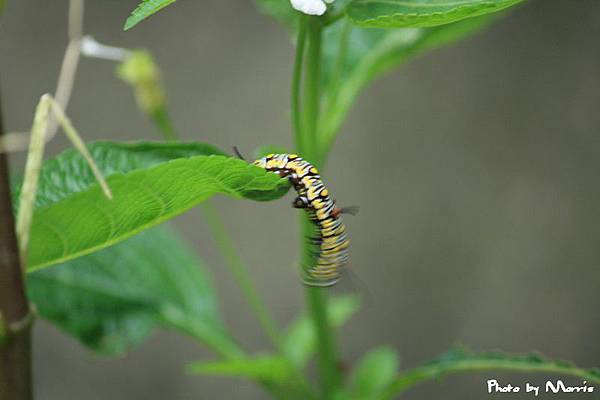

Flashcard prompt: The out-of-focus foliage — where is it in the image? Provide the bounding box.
[382,348,600,399]
[283,295,360,367]
[348,347,399,400]
[187,354,294,384]
[117,51,176,140]
[320,15,495,145]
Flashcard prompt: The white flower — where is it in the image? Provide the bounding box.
[290,0,334,16]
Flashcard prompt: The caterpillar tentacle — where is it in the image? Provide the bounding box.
[252,153,350,287]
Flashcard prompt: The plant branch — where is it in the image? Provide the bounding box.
[294,16,340,400]
[46,0,85,140]
[0,0,84,153]
[142,94,284,352]
[0,84,33,400]
[16,94,112,266]
[303,18,323,163]
[292,18,307,153]
[200,202,283,349]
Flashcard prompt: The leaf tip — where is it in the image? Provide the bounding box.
[123,17,137,31]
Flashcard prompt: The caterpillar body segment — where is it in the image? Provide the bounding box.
[253,153,350,287]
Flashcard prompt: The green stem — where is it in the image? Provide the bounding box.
[151,109,283,351]
[303,18,323,163]
[200,202,283,348]
[301,218,340,400]
[151,108,177,142]
[294,16,340,399]
[292,18,307,152]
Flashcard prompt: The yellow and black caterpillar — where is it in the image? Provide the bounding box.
[252,153,352,287]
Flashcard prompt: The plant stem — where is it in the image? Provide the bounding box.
[292,18,307,153]
[0,86,34,400]
[294,16,340,399]
[301,218,340,400]
[200,202,282,348]
[303,18,323,163]
[149,109,285,352]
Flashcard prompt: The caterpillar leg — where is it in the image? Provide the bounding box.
[332,205,359,217]
[292,196,309,209]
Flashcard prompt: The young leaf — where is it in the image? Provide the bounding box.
[382,348,600,399]
[347,0,523,28]
[283,295,360,367]
[124,0,178,31]
[186,354,294,383]
[116,51,176,141]
[349,347,399,400]
[12,141,289,272]
[27,226,242,359]
[320,15,495,150]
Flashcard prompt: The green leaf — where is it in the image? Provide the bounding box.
[320,15,494,149]
[28,226,242,358]
[187,354,294,383]
[349,347,399,400]
[15,141,289,272]
[124,0,178,30]
[0,0,6,15]
[283,295,360,367]
[382,348,600,399]
[347,0,523,28]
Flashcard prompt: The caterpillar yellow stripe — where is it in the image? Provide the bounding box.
[253,153,349,287]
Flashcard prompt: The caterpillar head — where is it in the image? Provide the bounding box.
[253,156,270,168]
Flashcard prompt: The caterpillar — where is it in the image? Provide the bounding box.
[252,153,353,287]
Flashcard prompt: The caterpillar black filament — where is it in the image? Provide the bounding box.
[253,153,350,287]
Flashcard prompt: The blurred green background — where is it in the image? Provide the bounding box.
[1,0,600,398]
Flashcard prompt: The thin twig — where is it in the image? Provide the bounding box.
[46,0,85,139]
[16,94,112,265]
[81,36,131,62]
[0,0,85,153]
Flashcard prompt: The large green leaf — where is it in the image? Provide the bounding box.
[16,141,288,272]
[28,226,242,358]
[382,348,600,399]
[347,0,523,28]
[320,15,494,148]
[283,295,360,367]
[349,347,399,400]
[124,0,178,30]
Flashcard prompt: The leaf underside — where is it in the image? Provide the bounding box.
[347,0,524,28]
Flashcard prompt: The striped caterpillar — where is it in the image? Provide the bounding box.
[251,153,354,287]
